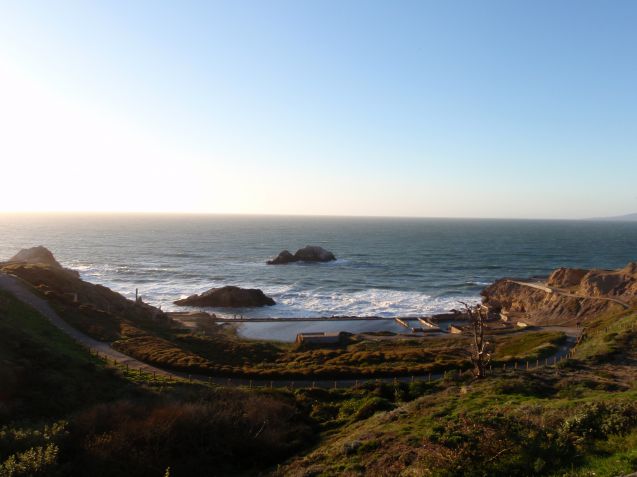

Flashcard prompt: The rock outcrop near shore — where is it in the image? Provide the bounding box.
[481,262,637,325]
[174,286,276,307]
[6,246,63,268]
[2,246,80,277]
[267,246,336,265]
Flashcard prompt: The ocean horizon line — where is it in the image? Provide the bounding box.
[0,210,629,222]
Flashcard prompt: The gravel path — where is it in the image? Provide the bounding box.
[0,272,177,379]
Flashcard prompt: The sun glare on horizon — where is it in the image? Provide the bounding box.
[1,1,636,219]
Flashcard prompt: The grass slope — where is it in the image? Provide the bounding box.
[0,290,134,422]
[275,309,637,477]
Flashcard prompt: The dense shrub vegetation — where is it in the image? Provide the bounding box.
[62,391,313,476]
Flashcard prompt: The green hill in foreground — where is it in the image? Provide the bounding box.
[2,280,637,476]
[276,307,637,476]
[0,290,314,476]
[0,289,133,421]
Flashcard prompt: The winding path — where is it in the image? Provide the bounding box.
[0,271,581,389]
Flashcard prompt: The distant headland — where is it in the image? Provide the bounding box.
[590,212,637,222]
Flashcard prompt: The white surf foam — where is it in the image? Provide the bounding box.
[73,263,481,318]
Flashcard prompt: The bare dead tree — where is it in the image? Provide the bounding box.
[459,301,492,378]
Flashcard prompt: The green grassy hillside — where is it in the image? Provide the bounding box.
[0,290,315,476]
[275,309,637,477]
[0,290,133,421]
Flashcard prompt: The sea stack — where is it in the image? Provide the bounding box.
[267,245,336,265]
[174,286,276,307]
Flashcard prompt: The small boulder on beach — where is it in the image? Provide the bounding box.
[267,245,336,265]
[174,286,276,307]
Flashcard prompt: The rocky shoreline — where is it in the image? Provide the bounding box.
[3,246,636,331]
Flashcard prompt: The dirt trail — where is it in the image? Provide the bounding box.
[508,280,630,308]
[0,272,177,379]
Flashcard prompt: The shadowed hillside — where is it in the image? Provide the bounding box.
[0,290,315,476]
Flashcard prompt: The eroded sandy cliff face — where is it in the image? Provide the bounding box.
[569,263,637,298]
[481,262,637,325]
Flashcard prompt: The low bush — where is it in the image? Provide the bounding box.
[561,401,637,442]
[353,397,394,421]
[0,422,67,477]
[64,392,315,476]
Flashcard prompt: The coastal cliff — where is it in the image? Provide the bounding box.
[481,262,637,325]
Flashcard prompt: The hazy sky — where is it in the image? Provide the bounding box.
[1,1,636,218]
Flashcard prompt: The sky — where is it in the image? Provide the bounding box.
[0,0,636,218]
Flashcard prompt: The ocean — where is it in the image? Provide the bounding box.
[1,214,636,340]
